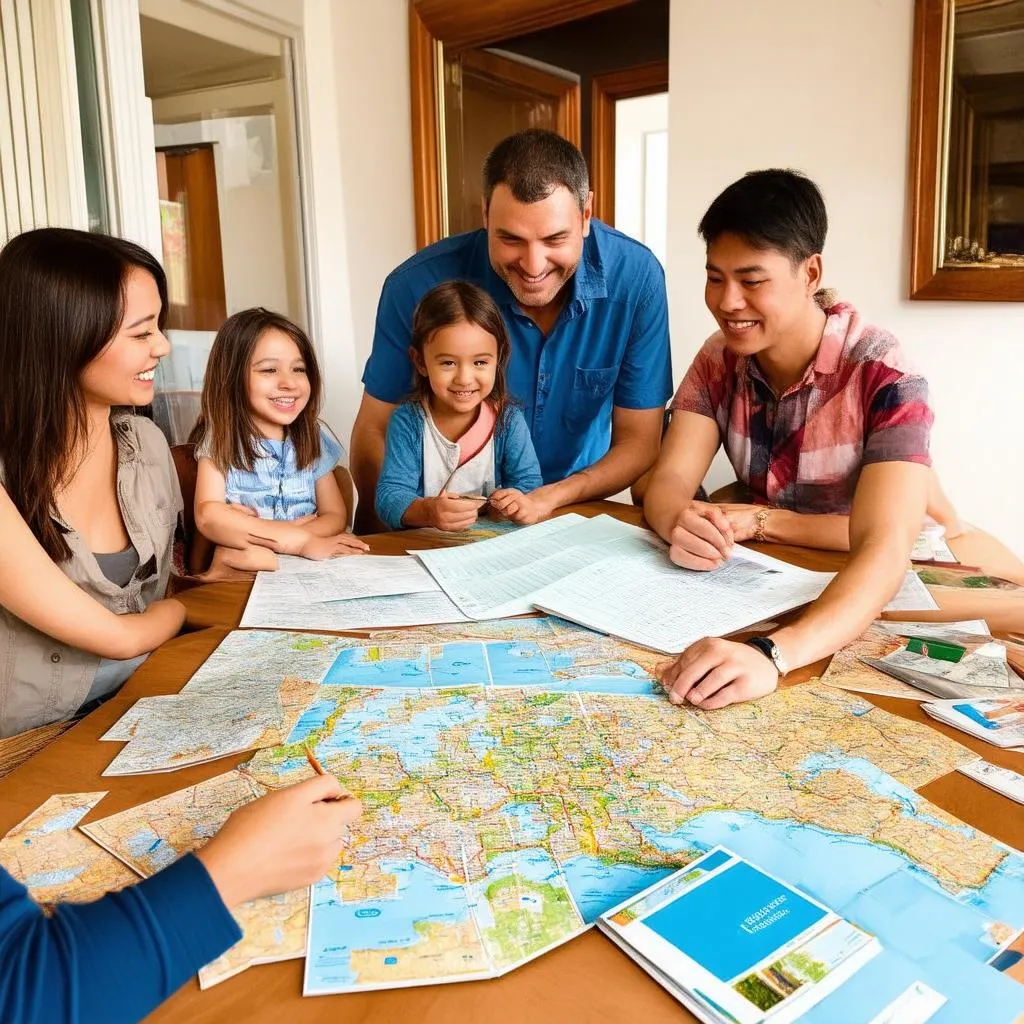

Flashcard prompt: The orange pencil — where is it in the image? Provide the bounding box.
[304,743,356,801]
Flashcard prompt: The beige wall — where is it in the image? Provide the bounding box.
[668,0,1024,554]
[306,0,1023,552]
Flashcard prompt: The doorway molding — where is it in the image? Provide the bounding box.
[409,0,639,248]
[590,60,668,225]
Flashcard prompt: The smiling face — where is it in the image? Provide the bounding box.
[484,183,591,313]
[78,267,169,410]
[246,328,311,440]
[414,319,498,419]
[704,233,822,358]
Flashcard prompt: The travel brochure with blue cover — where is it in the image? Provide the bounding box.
[598,847,880,1024]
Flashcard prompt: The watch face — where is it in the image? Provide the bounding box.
[769,643,788,677]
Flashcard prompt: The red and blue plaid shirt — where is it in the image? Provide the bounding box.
[672,303,933,514]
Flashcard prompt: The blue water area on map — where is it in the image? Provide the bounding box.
[316,689,486,773]
[305,858,475,993]
[635,805,1024,1024]
[430,642,488,686]
[26,866,85,887]
[323,647,429,687]
[121,827,179,871]
[37,807,91,833]
[561,856,674,924]
[486,642,556,686]
[500,803,554,843]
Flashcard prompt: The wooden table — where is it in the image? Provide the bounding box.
[2,501,1023,1023]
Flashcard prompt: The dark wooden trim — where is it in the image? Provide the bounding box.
[409,0,637,248]
[590,61,669,225]
[461,49,582,148]
[409,4,442,250]
[907,0,1024,301]
[413,0,637,53]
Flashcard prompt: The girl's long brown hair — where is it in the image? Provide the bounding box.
[188,308,323,472]
[408,281,512,420]
[0,228,168,562]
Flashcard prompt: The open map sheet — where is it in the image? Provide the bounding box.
[532,544,835,653]
[99,629,348,774]
[0,793,136,904]
[80,769,304,989]
[233,668,1024,1021]
[63,623,1024,1019]
[822,621,1022,701]
[414,514,661,619]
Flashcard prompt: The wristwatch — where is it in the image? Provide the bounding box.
[745,636,789,678]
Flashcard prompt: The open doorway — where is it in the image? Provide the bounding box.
[138,0,307,443]
[419,0,669,255]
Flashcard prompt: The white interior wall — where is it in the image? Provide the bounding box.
[668,0,1024,555]
[615,91,669,267]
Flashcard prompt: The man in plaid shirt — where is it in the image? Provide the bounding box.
[645,169,945,712]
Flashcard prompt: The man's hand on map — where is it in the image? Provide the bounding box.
[488,488,543,525]
[668,501,735,571]
[428,492,483,532]
[716,504,765,543]
[655,637,779,710]
[196,774,362,908]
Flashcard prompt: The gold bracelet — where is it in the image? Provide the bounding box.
[753,507,770,543]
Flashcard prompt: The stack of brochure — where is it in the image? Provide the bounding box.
[923,697,1024,748]
[598,847,880,1024]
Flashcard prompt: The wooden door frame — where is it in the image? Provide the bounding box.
[590,60,669,225]
[410,0,639,248]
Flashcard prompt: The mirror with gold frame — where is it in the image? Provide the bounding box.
[909,0,1024,299]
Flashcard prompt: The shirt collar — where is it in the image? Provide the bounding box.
[743,307,847,396]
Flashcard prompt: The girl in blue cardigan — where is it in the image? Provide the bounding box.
[375,280,543,531]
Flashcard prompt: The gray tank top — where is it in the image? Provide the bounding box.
[84,544,147,705]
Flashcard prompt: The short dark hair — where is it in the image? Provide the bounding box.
[0,228,168,562]
[408,281,512,420]
[482,129,589,212]
[698,169,828,263]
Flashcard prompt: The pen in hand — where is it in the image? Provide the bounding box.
[304,743,357,802]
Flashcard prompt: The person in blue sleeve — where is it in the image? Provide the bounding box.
[376,280,543,531]
[351,128,672,532]
[0,774,361,1024]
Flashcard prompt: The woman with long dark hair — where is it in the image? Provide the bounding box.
[0,227,186,738]
[0,228,364,1023]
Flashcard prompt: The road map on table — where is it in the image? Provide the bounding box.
[232,641,1023,1022]
[0,793,136,904]
[80,768,304,989]
[72,622,1024,1019]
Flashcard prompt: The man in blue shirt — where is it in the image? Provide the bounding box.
[351,129,672,532]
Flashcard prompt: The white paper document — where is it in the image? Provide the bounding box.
[883,570,940,612]
[958,759,1024,804]
[240,570,468,630]
[532,544,835,654]
[287,555,440,604]
[414,514,661,619]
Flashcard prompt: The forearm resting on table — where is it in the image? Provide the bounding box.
[769,463,927,669]
[0,492,183,660]
[538,429,660,512]
[759,508,850,551]
[195,502,310,554]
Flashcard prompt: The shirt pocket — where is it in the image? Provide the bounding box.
[564,366,618,433]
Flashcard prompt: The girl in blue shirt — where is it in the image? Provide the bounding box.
[189,308,367,578]
[376,281,543,531]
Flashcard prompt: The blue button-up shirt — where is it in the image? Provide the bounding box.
[361,220,672,484]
